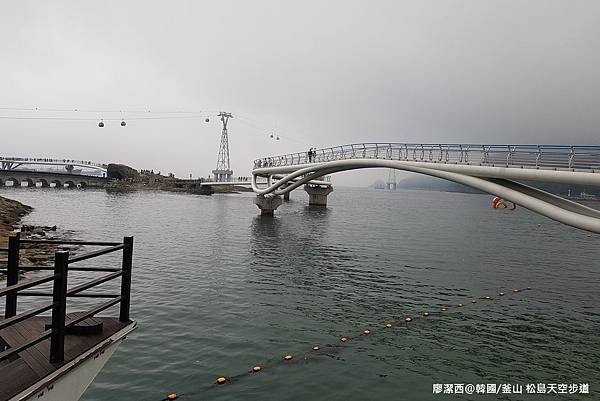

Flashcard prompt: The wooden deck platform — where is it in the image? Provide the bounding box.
[0,313,130,401]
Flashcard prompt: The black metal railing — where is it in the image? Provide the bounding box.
[0,232,133,364]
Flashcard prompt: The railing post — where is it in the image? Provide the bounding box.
[50,251,69,364]
[119,236,134,322]
[5,232,20,319]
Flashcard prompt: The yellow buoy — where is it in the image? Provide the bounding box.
[363,329,371,335]
[405,317,412,322]
[313,345,320,351]
[341,337,348,342]
[284,355,293,360]
[167,394,178,400]
[386,323,392,328]
[217,377,227,384]
[253,366,261,372]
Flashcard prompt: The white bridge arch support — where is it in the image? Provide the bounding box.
[251,143,600,233]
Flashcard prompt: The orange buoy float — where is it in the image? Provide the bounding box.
[492,196,517,210]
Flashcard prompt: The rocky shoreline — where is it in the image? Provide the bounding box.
[0,195,33,247]
[0,195,79,272]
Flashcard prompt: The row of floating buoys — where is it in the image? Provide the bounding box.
[162,287,530,399]
[98,119,126,127]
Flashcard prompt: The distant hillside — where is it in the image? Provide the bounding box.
[393,175,600,198]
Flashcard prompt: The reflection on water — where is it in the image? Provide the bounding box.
[0,187,598,401]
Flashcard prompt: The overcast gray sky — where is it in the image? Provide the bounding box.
[1,1,599,184]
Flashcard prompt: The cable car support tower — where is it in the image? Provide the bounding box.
[212,112,233,182]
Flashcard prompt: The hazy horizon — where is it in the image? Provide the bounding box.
[2,1,599,185]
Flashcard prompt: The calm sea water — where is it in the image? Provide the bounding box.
[2,187,599,401]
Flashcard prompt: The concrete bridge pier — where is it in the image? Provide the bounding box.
[254,194,283,215]
[304,184,333,207]
[281,183,291,201]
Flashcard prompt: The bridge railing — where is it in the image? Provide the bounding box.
[0,233,133,364]
[253,143,600,172]
[200,176,253,183]
[0,157,107,169]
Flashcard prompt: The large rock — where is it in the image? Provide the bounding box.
[0,196,32,248]
[107,164,139,180]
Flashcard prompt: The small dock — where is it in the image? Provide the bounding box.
[0,316,130,400]
[0,234,136,401]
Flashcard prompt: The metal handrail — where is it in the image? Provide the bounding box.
[18,291,120,298]
[0,275,56,297]
[66,271,123,296]
[64,297,122,329]
[0,234,134,365]
[68,244,125,263]
[0,303,53,331]
[11,265,121,272]
[0,329,52,362]
[20,239,121,246]
[0,156,107,169]
[252,143,600,172]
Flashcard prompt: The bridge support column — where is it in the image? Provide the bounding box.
[254,195,283,215]
[281,184,291,201]
[304,184,333,207]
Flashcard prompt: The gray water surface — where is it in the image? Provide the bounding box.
[3,187,599,401]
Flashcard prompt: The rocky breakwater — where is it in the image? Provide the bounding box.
[105,163,182,191]
[0,196,79,274]
[0,196,32,247]
[18,224,80,266]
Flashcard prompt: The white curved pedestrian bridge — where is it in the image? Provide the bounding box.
[0,156,108,188]
[251,143,600,233]
[0,156,107,175]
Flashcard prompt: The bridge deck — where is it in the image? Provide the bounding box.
[200,181,252,186]
[253,143,600,173]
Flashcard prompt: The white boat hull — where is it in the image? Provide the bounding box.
[11,321,137,401]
